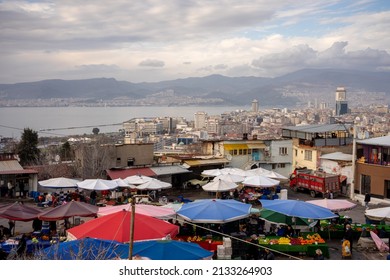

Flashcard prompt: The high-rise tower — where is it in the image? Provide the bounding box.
[251,99,259,112]
[335,86,348,116]
[194,111,207,129]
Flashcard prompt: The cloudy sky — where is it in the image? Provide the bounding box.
[1,0,390,84]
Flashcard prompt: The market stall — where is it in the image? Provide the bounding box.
[257,233,329,258]
[318,222,390,240]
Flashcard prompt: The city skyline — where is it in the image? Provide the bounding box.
[1,1,390,84]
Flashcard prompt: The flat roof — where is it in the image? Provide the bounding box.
[282,123,351,133]
[356,135,390,147]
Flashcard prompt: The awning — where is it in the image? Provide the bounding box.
[184,158,230,167]
[247,143,266,149]
[0,169,38,175]
[150,166,191,176]
[223,144,248,150]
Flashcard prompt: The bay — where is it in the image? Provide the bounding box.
[0,106,245,138]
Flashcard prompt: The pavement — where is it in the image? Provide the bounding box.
[1,187,389,260]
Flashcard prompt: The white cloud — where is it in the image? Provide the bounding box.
[0,0,389,83]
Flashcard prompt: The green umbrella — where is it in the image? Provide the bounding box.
[259,209,313,226]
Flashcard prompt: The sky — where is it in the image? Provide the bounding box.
[1,0,390,84]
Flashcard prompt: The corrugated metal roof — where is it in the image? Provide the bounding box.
[282,123,350,133]
[0,160,24,171]
[320,152,352,161]
[356,135,390,147]
[150,166,191,176]
[0,169,38,175]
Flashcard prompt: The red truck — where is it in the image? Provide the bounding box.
[289,168,341,198]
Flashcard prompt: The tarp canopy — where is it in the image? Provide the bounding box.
[97,204,175,219]
[38,177,81,189]
[177,199,251,224]
[0,202,43,221]
[365,206,390,222]
[306,199,357,212]
[260,199,337,220]
[67,210,179,243]
[38,201,99,221]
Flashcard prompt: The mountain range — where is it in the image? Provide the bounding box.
[0,68,389,107]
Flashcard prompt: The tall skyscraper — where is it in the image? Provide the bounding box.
[194,111,207,129]
[335,86,348,116]
[251,99,259,112]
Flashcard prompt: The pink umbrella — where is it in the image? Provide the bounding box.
[306,199,357,212]
[97,204,175,219]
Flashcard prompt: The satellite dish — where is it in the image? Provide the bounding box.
[226,154,232,160]
[55,155,60,162]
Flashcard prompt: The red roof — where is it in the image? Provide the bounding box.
[106,168,156,179]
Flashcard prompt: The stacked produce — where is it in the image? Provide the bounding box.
[257,234,325,246]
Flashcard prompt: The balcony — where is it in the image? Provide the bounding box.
[299,137,352,147]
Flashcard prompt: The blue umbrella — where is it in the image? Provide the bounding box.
[177,199,252,223]
[131,240,214,260]
[37,238,128,260]
[259,199,337,220]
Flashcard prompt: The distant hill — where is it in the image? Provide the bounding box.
[0,69,389,106]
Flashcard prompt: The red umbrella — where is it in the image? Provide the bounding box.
[38,200,99,221]
[0,202,42,221]
[66,210,179,243]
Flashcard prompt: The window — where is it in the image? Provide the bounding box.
[278,163,286,168]
[279,147,288,155]
[239,149,243,155]
[304,150,312,161]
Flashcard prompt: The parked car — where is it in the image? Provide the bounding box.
[184,176,211,189]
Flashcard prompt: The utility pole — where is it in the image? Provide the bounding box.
[350,124,357,200]
[128,196,136,260]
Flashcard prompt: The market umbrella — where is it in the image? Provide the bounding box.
[66,210,179,243]
[0,202,43,221]
[242,175,280,188]
[38,238,128,260]
[177,199,251,224]
[201,169,223,177]
[161,203,183,212]
[113,178,132,187]
[37,200,99,221]
[97,204,176,219]
[122,239,214,260]
[220,167,247,177]
[259,208,312,226]
[133,178,172,190]
[38,177,81,189]
[76,179,119,191]
[213,173,245,183]
[306,199,357,212]
[370,230,390,253]
[264,171,288,180]
[244,167,271,177]
[125,175,154,185]
[259,199,337,220]
[202,179,238,198]
[365,206,390,222]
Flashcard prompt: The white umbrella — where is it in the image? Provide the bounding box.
[202,178,238,192]
[242,175,280,188]
[133,178,172,190]
[244,167,271,177]
[213,173,244,183]
[220,167,247,177]
[113,178,133,187]
[125,175,154,185]
[38,177,81,189]
[365,206,390,222]
[76,179,119,191]
[264,171,288,180]
[201,169,223,177]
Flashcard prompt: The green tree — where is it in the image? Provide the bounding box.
[92,127,100,135]
[17,128,40,165]
[60,141,73,161]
